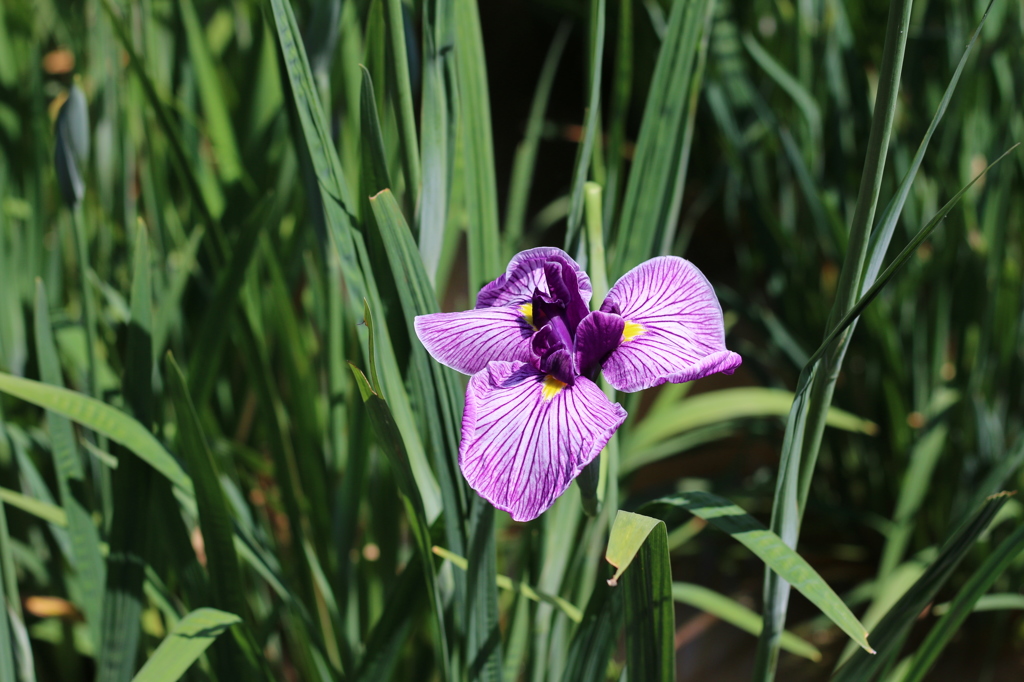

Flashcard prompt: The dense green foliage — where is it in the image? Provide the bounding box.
[0,0,1021,680]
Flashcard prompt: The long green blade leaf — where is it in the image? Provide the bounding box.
[131,608,240,682]
[606,511,675,682]
[645,491,873,653]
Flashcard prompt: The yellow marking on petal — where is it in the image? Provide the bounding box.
[622,320,647,342]
[541,375,567,401]
[519,303,536,330]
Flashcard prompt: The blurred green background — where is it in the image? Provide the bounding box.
[0,0,1022,680]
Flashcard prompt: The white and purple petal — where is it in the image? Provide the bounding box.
[475,247,592,309]
[460,361,627,522]
[599,256,742,392]
[414,308,535,375]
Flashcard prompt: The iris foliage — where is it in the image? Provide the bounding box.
[0,0,1021,681]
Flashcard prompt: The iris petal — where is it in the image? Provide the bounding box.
[599,256,742,392]
[476,247,592,309]
[460,362,627,522]
[414,308,535,375]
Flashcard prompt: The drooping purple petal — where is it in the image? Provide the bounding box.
[460,361,627,522]
[575,311,625,377]
[476,247,592,309]
[414,308,535,375]
[599,256,742,392]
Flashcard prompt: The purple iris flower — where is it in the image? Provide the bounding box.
[415,248,741,522]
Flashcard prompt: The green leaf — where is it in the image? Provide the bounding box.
[268,0,442,524]
[562,572,622,682]
[419,0,457,283]
[33,279,106,650]
[384,0,420,209]
[100,224,156,682]
[612,0,709,274]
[626,387,876,452]
[454,0,501,290]
[755,2,915,676]
[348,300,451,680]
[833,493,1012,681]
[178,0,242,184]
[671,582,821,661]
[900,520,1024,682]
[0,374,192,495]
[0,487,67,526]
[432,545,583,622]
[645,491,873,654]
[504,21,570,247]
[563,0,605,250]
[359,67,393,196]
[131,608,240,682]
[0,499,17,682]
[164,353,253,680]
[606,511,674,682]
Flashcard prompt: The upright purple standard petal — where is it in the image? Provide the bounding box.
[476,247,592,309]
[600,256,742,392]
[415,308,535,375]
[460,361,627,522]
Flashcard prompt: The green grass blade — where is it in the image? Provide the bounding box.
[834,493,1012,681]
[267,0,440,526]
[626,387,876,452]
[671,582,821,661]
[755,2,914,676]
[32,279,106,650]
[353,554,426,682]
[863,1,994,289]
[131,608,240,682]
[419,0,457,283]
[645,491,873,654]
[455,0,501,290]
[178,0,243,184]
[360,67,393,195]
[805,144,1020,371]
[504,21,571,248]
[164,353,259,680]
[901,523,1024,682]
[606,511,674,682]
[0,499,18,682]
[98,0,226,258]
[740,33,821,156]
[563,0,605,251]
[612,0,708,275]
[562,572,622,682]
[384,0,420,209]
[0,374,192,494]
[99,224,154,682]
[433,546,583,622]
[0,487,67,526]
[349,299,451,680]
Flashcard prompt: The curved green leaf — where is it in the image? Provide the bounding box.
[671,582,821,661]
[131,608,240,682]
[0,373,192,494]
[606,511,674,682]
[645,491,873,654]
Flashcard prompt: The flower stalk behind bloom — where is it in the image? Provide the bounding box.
[415,247,741,521]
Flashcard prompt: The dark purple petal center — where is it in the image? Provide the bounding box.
[526,258,622,385]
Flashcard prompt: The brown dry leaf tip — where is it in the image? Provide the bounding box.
[190,526,207,567]
[43,48,75,75]
[906,411,926,429]
[24,596,81,619]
